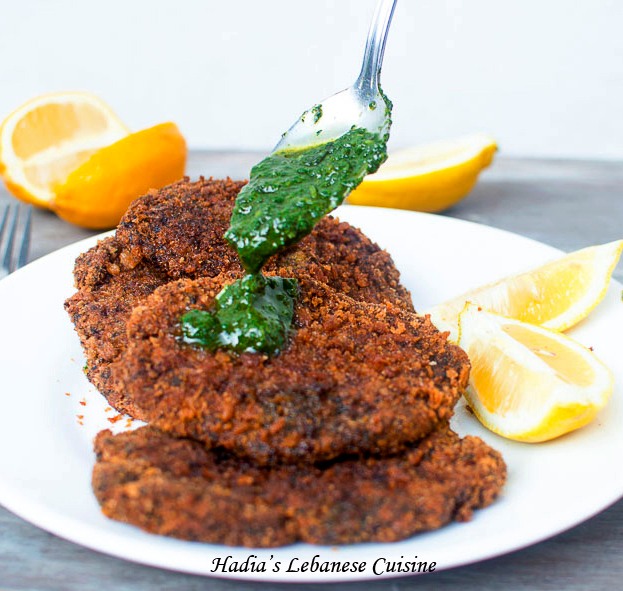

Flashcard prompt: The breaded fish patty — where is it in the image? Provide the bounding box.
[93,426,506,547]
[109,275,469,464]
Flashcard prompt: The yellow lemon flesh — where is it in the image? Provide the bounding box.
[346,134,496,212]
[427,240,623,341]
[0,92,129,208]
[458,304,613,443]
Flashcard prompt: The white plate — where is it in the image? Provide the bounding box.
[0,205,622,583]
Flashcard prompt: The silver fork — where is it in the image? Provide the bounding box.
[0,204,32,279]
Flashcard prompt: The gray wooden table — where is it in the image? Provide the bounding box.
[1,153,622,591]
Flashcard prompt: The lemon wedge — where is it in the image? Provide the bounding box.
[0,92,129,208]
[458,304,613,442]
[346,134,496,212]
[428,240,623,341]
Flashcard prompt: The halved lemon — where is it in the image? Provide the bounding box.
[0,91,129,207]
[53,122,186,229]
[0,92,187,228]
[427,240,623,341]
[458,304,613,442]
[346,134,496,212]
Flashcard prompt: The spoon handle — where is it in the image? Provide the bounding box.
[355,0,398,95]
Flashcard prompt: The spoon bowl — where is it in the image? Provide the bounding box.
[274,0,397,153]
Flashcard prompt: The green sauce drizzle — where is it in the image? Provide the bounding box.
[183,97,391,356]
[311,104,323,123]
[181,274,298,355]
[224,127,388,273]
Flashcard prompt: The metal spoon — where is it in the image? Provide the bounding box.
[274,0,398,152]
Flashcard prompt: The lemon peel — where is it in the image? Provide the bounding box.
[346,133,496,212]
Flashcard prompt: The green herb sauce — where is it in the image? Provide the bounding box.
[181,274,298,355]
[184,98,390,356]
[311,104,323,123]
[224,127,389,274]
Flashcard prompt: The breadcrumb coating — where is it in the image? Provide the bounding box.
[66,178,414,414]
[109,275,469,464]
[93,426,506,547]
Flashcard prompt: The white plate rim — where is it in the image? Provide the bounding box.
[0,205,621,583]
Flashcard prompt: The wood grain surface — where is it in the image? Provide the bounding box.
[0,153,622,591]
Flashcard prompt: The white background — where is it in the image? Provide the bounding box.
[1,0,622,159]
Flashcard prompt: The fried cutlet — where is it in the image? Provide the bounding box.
[92,425,506,547]
[66,177,414,412]
[113,177,412,308]
[65,236,168,406]
[108,275,469,464]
